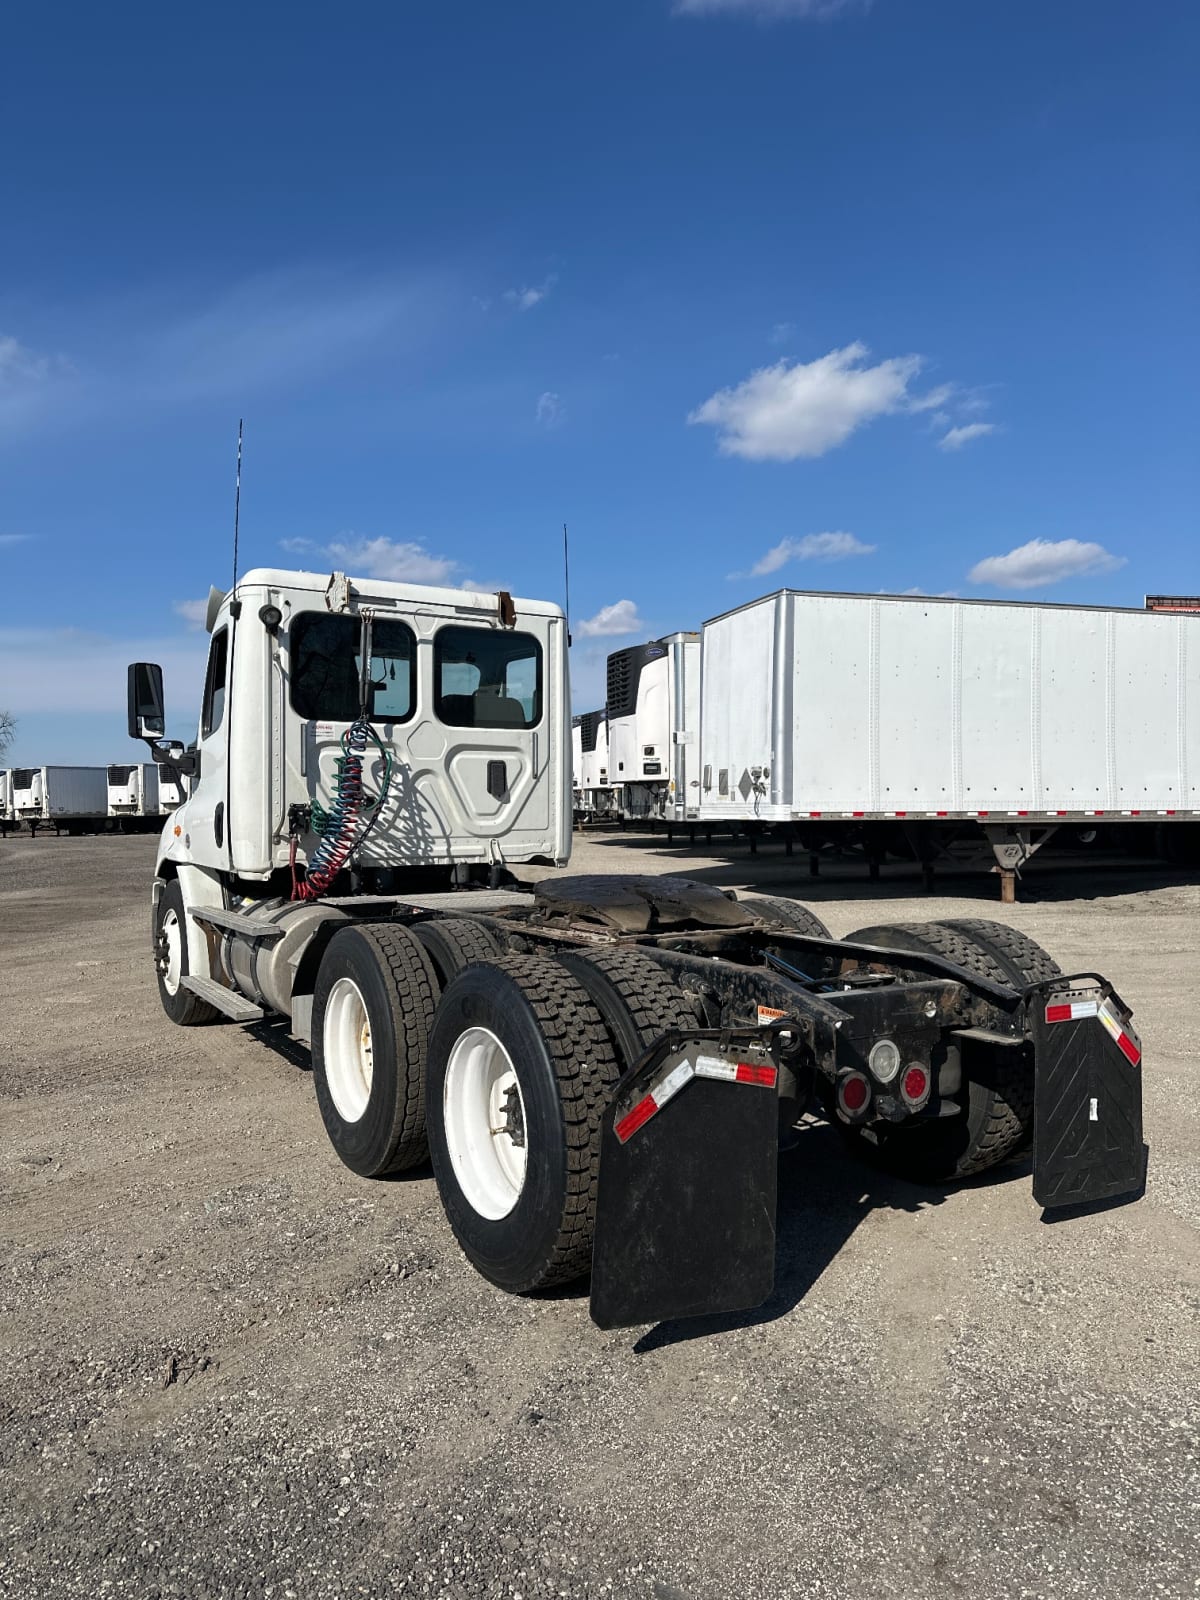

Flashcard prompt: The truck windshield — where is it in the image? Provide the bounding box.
[434,626,543,729]
[290,614,417,723]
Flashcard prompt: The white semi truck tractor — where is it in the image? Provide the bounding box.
[130,566,1146,1327]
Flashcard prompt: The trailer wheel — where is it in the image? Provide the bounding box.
[737,894,831,939]
[558,948,703,1071]
[154,879,221,1026]
[839,919,1061,1180]
[425,956,620,1292]
[312,924,439,1177]
[411,917,503,984]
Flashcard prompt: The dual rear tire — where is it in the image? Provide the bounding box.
[310,923,699,1293]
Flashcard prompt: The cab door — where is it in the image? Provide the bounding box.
[182,624,231,868]
[429,621,551,840]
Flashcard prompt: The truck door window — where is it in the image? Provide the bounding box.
[289,614,417,723]
[201,628,229,739]
[434,626,543,729]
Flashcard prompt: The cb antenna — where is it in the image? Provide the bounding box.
[563,521,572,647]
[231,418,244,592]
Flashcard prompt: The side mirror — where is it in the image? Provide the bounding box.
[127,662,166,742]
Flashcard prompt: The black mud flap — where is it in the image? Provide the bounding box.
[590,1036,779,1330]
[1032,983,1144,1209]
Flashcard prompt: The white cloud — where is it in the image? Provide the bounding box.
[688,342,931,461]
[742,530,876,578]
[577,599,645,638]
[173,598,210,629]
[768,321,796,346]
[675,0,866,18]
[536,391,563,428]
[938,422,997,451]
[325,536,461,585]
[275,532,464,585]
[0,533,32,547]
[968,539,1126,590]
[503,275,557,312]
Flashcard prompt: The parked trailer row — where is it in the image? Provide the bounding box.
[0,763,191,835]
[578,590,1200,891]
[126,565,1145,1328]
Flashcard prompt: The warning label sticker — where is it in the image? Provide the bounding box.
[757,1005,787,1027]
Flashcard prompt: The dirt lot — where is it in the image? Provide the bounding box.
[1,831,1198,1600]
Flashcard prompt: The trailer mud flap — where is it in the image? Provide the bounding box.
[590,1039,779,1330]
[1032,986,1144,1209]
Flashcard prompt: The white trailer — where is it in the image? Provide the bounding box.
[10,765,110,832]
[697,590,1200,889]
[606,633,700,822]
[575,709,617,819]
[159,770,190,813]
[107,762,162,830]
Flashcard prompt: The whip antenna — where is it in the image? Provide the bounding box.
[231,418,243,591]
[563,521,572,647]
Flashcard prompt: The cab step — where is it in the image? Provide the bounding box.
[181,976,265,1023]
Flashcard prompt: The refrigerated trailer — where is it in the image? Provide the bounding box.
[606,633,700,823]
[107,762,161,830]
[159,771,190,813]
[575,708,617,820]
[10,765,109,833]
[126,565,1145,1328]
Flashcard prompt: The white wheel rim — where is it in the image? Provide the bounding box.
[161,907,182,996]
[443,1027,528,1220]
[324,977,375,1124]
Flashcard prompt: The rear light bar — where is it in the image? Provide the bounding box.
[614,1053,778,1144]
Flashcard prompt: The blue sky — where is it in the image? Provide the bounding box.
[1,0,1196,763]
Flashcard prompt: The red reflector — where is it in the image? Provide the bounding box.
[1115,1031,1141,1067]
[839,1074,869,1112]
[734,1062,777,1087]
[614,1095,658,1144]
[1045,1003,1073,1023]
[902,1066,929,1102]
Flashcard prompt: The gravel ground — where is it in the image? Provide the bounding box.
[1,831,1198,1600]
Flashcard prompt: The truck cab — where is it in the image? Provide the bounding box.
[144,568,571,889]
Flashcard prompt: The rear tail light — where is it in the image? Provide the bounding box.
[900,1063,930,1109]
[837,1071,871,1120]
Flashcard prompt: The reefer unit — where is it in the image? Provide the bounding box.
[606,633,700,821]
[11,765,109,822]
[698,591,1200,823]
[107,762,161,823]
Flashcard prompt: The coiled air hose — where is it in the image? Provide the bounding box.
[292,611,395,901]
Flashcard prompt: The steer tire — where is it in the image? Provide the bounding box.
[558,947,703,1071]
[312,922,439,1178]
[425,955,621,1293]
[738,894,832,940]
[411,917,503,985]
[839,918,1061,1181]
[154,879,221,1026]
